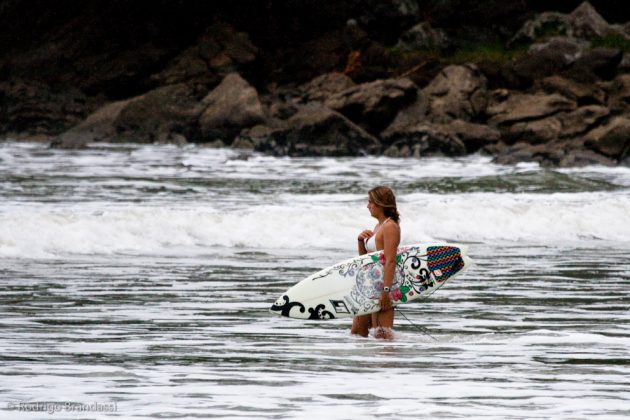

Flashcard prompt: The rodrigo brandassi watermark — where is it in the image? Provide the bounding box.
[7,401,118,414]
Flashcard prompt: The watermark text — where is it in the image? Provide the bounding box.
[7,401,118,414]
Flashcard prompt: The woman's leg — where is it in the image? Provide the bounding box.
[351,314,371,337]
[374,308,394,339]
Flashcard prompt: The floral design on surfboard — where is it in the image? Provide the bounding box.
[270,245,467,319]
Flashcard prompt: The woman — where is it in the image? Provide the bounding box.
[352,186,401,339]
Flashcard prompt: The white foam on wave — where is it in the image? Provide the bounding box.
[1,191,629,258]
[0,141,547,182]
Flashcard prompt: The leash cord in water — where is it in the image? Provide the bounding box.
[395,307,438,341]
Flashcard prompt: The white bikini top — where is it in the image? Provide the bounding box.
[364,218,390,252]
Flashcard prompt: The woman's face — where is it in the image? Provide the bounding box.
[367,196,381,217]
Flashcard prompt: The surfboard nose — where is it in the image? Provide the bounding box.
[269,294,306,318]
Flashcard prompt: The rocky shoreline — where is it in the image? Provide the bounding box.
[1,1,629,166]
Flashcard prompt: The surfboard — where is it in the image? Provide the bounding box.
[270,244,472,320]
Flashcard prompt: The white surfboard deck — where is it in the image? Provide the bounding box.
[270,244,472,320]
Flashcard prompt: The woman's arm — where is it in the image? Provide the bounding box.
[380,223,401,309]
[357,229,372,255]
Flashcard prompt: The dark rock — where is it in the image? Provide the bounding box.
[567,1,618,39]
[0,79,96,137]
[396,22,450,51]
[510,2,628,45]
[234,124,279,150]
[277,29,351,84]
[199,73,265,141]
[268,100,300,121]
[562,47,623,83]
[607,74,630,113]
[511,37,589,82]
[493,138,616,167]
[383,122,467,157]
[259,84,302,120]
[558,148,616,166]
[506,116,563,144]
[380,91,429,137]
[325,77,417,134]
[446,120,502,152]
[584,116,630,159]
[487,92,576,126]
[429,1,531,48]
[252,105,381,157]
[205,140,226,149]
[493,142,541,164]
[3,29,172,99]
[538,75,606,105]
[51,98,141,149]
[263,74,356,122]
[358,0,421,44]
[383,142,423,158]
[384,98,500,154]
[299,72,356,103]
[115,83,203,143]
[509,12,569,46]
[423,64,488,123]
[559,105,609,138]
[150,23,258,89]
[618,53,630,73]
[53,83,203,148]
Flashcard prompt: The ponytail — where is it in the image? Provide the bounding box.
[368,186,400,223]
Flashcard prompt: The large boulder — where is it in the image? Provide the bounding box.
[115,84,203,143]
[325,77,417,134]
[559,105,609,138]
[150,23,258,88]
[494,103,608,145]
[242,105,381,157]
[538,75,606,105]
[198,73,265,141]
[0,79,95,139]
[276,28,352,84]
[383,104,500,154]
[445,120,501,152]
[510,2,629,45]
[487,92,576,126]
[422,64,488,123]
[493,140,616,167]
[52,83,202,148]
[358,0,421,44]
[584,116,630,160]
[396,22,450,51]
[607,74,630,113]
[506,116,563,144]
[618,53,630,73]
[567,1,619,39]
[382,121,471,158]
[264,72,358,121]
[380,92,429,135]
[299,72,356,103]
[562,47,624,83]
[511,37,589,82]
[510,12,568,45]
[51,98,142,149]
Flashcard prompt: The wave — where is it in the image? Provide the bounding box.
[1,191,628,258]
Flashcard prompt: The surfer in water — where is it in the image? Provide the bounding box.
[353,186,401,339]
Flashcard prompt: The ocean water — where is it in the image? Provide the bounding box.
[0,141,628,419]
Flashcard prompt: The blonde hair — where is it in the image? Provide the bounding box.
[368,186,400,223]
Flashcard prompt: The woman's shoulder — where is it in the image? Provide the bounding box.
[382,219,400,233]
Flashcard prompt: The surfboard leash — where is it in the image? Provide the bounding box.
[395,307,438,341]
